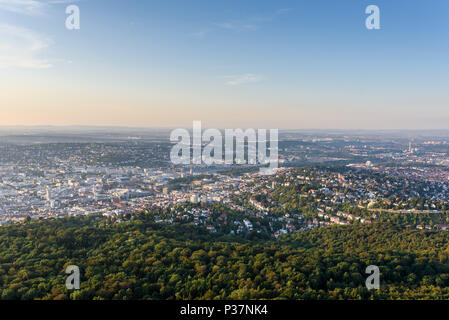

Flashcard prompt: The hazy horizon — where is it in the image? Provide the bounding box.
[4,125,449,138]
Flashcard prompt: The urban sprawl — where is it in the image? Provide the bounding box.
[2,130,449,237]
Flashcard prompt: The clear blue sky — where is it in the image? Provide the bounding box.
[0,0,448,129]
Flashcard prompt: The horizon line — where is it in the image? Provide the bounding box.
[1,125,449,132]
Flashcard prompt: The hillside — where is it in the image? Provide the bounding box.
[1,214,449,300]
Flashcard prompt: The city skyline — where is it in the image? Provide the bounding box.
[1,0,449,129]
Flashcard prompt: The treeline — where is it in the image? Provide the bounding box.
[2,215,449,299]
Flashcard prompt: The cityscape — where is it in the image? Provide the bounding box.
[1,0,449,311]
[2,129,449,236]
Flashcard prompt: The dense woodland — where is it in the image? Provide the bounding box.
[2,214,449,300]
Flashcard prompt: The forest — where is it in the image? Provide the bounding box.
[2,213,449,300]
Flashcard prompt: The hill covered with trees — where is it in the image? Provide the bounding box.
[1,214,449,300]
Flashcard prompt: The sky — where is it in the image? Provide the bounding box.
[0,0,448,129]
